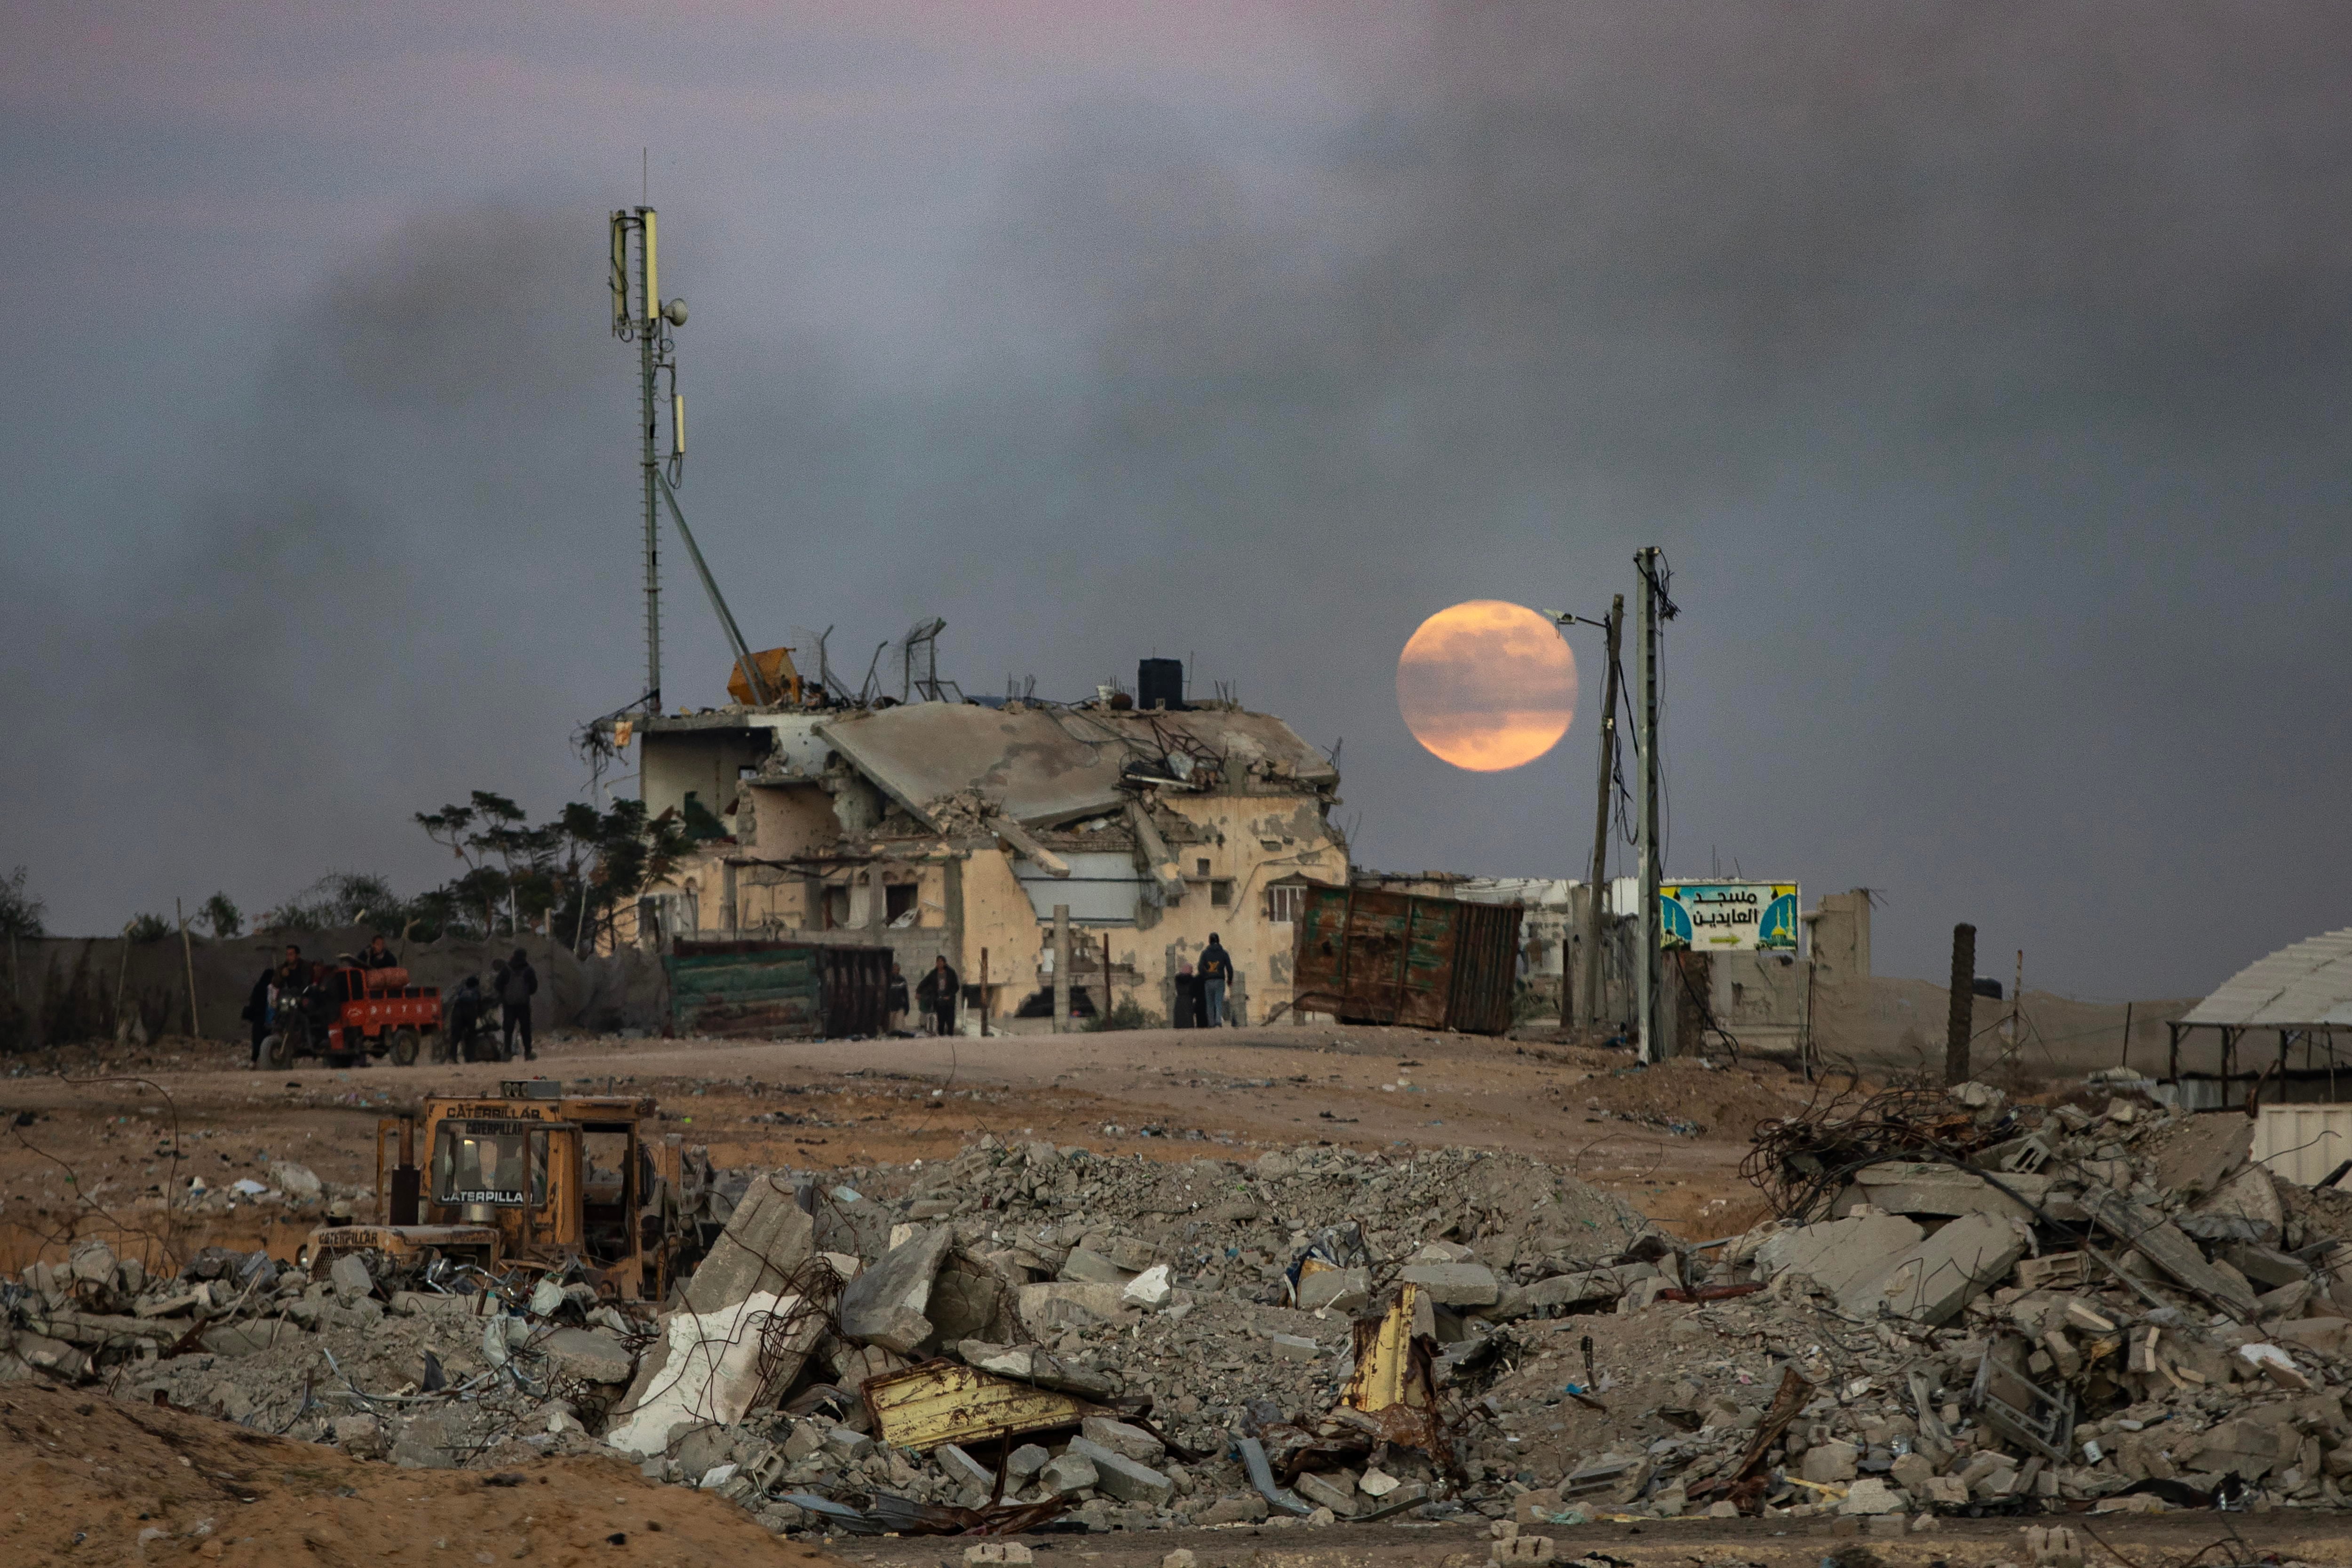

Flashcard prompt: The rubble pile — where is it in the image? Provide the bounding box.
[17,1071,2352,1547]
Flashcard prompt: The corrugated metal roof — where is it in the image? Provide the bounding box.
[2180,927,2352,1028]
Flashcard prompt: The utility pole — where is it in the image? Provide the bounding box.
[1583,595,1624,1035]
[1945,923,1977,1085]
[1052,906,1072,1033]
[1634,548,1665,1063]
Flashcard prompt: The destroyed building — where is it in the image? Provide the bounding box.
[611,658,1346,1027]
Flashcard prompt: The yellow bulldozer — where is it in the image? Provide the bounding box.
[302,1079,719,1302]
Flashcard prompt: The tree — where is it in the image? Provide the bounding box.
[199,892,243,938]
[0,867,43,939]
[123,913,172,942]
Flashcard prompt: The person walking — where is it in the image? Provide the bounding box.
[1198,933,1234,1027]
[242,964,275,1066]
[916,954,960,1036]
[886,962,912,1036]
[499,947,539,1061]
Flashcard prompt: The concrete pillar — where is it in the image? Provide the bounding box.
[1945,923,1976,1086]
[721,861,739,939]
[1053,906,1072,1033]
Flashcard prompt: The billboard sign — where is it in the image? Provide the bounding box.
[1661,881,1799,951]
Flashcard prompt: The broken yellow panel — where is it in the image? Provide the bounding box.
[862,1360,1097,1452]
[1346,1282,1430,1413]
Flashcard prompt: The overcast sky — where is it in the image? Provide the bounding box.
[5,1,2348,998]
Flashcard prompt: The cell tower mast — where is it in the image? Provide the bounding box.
[608,207,775,712]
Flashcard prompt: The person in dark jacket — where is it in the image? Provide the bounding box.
[242,966,275,1065]
[446,975,486,1061]
[359,933,399,969]
[499,948,538,1061]
[886,963,912,1036]
[1198,934,1235,1027]
[915,955,960,1036]
[1171,963,1198,1029]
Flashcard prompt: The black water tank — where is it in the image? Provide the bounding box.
[1137,658,1186,711]
[1971,977,2004,1001]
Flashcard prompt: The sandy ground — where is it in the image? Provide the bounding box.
[8,1023,2349,1564]
[0,1024,1807,1269]
[0,1381,843,1566]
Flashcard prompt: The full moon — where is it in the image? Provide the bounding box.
[1397,600,1580,771]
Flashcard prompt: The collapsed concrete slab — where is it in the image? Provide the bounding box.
[1753,1213,1924,1298]
[606,1290,814,1457]
[838,1224,955,1353]
[2154,1113,2252,1199]
[682,1172,818,1314]
[1853,1162,2037,1223]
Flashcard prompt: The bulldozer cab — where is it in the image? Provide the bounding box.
[315,1079,692,1301]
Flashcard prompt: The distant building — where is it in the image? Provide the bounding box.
[610,670,1346,1028]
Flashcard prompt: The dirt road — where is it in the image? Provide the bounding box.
[0,1024,1808,1269]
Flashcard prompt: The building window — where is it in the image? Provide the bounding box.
[886,883,917,924]
[1266,884,1304,923]
[1195,857,1211,876]
[1211,879,1233,907]
[822,886,850,930]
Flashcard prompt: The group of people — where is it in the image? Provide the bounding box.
[886,955,963,1037]
[238,934,540,1065]
[877,933,1238,1034]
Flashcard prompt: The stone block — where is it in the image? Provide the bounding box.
[1161,1552,1196,1568]
[2014,1252,2085,1291]
[1398,1261,1500,1306]
[1058,1248,1133,1285]
[1754,1214,1926,1298]
[1015,1281,1133,1335]
[1270,1332,1321,1361]
[839,1224,954,1350]
[268,1160,325,1202]
[1839,1478,1904,1515]
[1102,1235,1156,1272]
[938,1442,995,1493]
[1197,1494,1269,1524]
[2272,1317,2351,1355]
[2194,1164,2284,1242]
[539,1327,633,1385]
[1296,1267,1369,1313]
[1491,1537,1555,1562]
[328,1253,373,1304]
[1802,1440,1858,1482]
[1066,1435,1175,1506]
[781,1421,827,1462]
[1890,1452,1934,1491]
[1080,1416,1165,1465]
[822,1425,874,1463]
[1294,1471,1357,1516]
[1041,1452,1099,1496]
[1122,1265,1173,1308]
[963,1544,1033,1565]
[1922,1476,1969,1505]
[1008,1442,1051,1479]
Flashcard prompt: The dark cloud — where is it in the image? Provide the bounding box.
[6,2,2350,998]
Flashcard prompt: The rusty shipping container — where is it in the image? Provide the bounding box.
[1289,885,1524,1035]
[665,939,893,1039]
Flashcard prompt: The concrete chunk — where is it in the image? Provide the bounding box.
[839,1224,954,1352]
[2195,1164,2284,1242]
[1397,1261,1500,1306]
[1270,1332,1321,1361]
[1041,1452,1098,1496]
[1065,1435,1175,1506]
[938,1442,995,1493]
[2083,1188,2261,1319]
[2155,1114,2251,1199]
[1014,1281,1133,1335]
[1293,1471,1357,1517]
[1754,1214,1925,1297]
[1296,1267,1370,1313]
[540,1327,634,1384]
[1855,1162,2034,1222]
[1080,1416,1165,1465]
[1057,1248,1133,1285]
[1845,1212,2024,1325]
